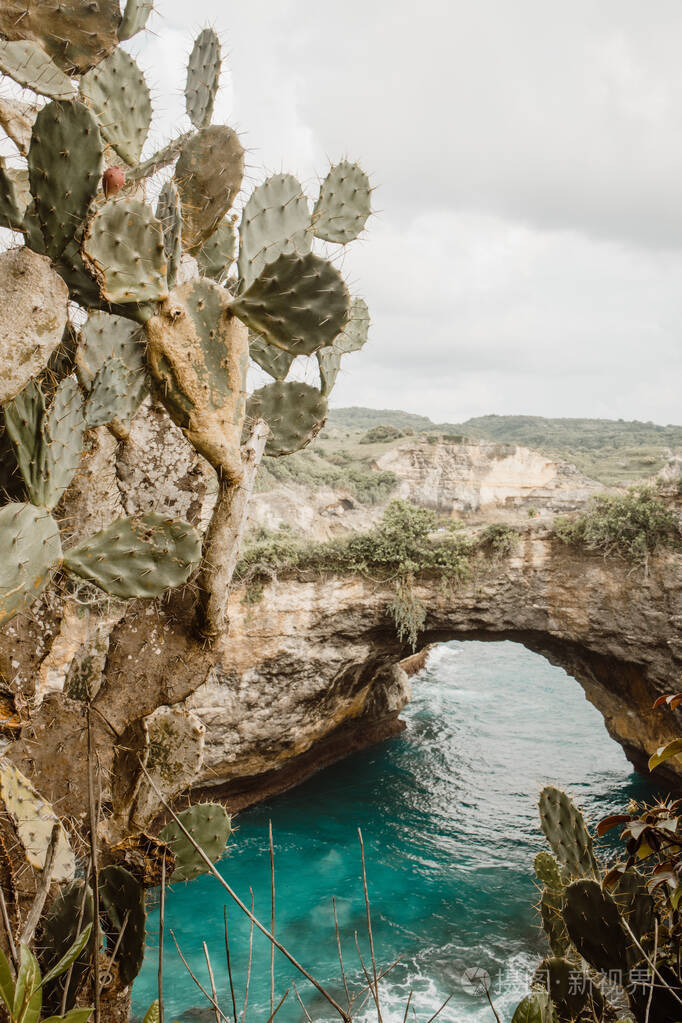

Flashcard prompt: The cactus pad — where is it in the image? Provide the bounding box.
[317,344,342,396]
[80,48,152,166]
[129,706,206,827]
[145,277,249,479]
[119,0,153,41]
[532,957,603,1022]
[249,334,295,382]
[334,296,370,354]
[538,786,599,879]
[0,40,75,100]
[237,173,312,291]
[540,888,570,958]
[159,802,231,883]
[612,869,655,942]
[230,251,350,356]
[98,865,146,986]
[0,159,30,231]
[246,382,327,457]
[63,512,202,599]
[0,758,74,881]
[156,181,183,290]
[185,28,221,129]
[40,880,94,1011]
[77,310,146,392]
[53,235,103,309]
[0,502,62,626]
[174,125,244,252]
[6,375,85,510]
[562,878,632,974]
[197,217,236,282]
[511,988,556,1023]
[82,197,168,305]
[28,99,103,260]
[85,356,141,429]
[0,0,120,75]
[534,851,564,892]
[312,161,371,244]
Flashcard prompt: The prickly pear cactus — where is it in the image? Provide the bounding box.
[99,865,146,986]
[246,382,328,457]
[159,802,232,882]
[40,880,94,1011]
[561,879,633,974]
[0,502,62,625]
[538,786,599,879]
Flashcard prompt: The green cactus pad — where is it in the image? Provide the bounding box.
[0,39,75,100]
[80,48,152,166]
[534,851,563,891]
[84,357,138,429]
[0,0,120,75]
[312,161,371,244]
[155,181,183,289]
[237,174,312,291]
[532,957,604,1022]
[0,757,74,880]
[612,869,655,942]
[540,888,570,958]
[5,376,85,511]
[174,125,244,252]
[28,100,103,260]
[0,502,62,626]
[145,277,249,478]
[118,0,153,41]
[159,803,232,883]
[538,786,599,879]
[40,880,94,1012]
[197,217,236,282]
[82,197,168,305]
[63,512,201,599]
[511,988,556,1023]
[77,310,146,388]
[317,345,342,397]
[185,28,221,129]
[98,865,146,986]
[562,879,633,974]
[334,296,370,354]
[246,381,327,457]
[0,159,29,231]
[249,334,295,381]
[230,250,350,356]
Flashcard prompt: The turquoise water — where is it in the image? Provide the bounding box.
[132,640,661,1023]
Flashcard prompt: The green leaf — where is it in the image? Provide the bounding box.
[649,738,682,771]
[143,1000,160,1023]
[13,945,38,1020]
[0,945,15,1013]
[41,1011,93,1023]
[41,924,92,986]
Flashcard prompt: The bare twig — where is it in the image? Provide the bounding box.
[61,862,92,1015]
[19,822,60,948]
[354,931,382,1022]
[480,975,502,1023]
[159,852,166,1023]
[269,820,275,1021]
[264,988,290,1023]
[623,918,682,1008]
[292,981,313,1023]
[424,991,455,1023]
[170,930,230,1023]
[358,828,382,1023]
[87,708,101,1023]
[223,907,237,1023]
[332,896,351,1013]
[138,762,351,1022]
[241,889,254,1023]
[0,883,17,972]
[402,989,413,1023]
[646,918,659,1023]
[203,941,221,1023]
[100,911,129,988]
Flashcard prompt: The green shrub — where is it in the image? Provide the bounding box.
[477,523,520,557]
[359,424,405,444]
[553,486,680,565]
[255,454,397,505]
[387,577,426,650]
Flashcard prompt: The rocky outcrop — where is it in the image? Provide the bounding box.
[179,527,682,807]
[377,437,599,516]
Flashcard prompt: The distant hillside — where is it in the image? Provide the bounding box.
[326,409,682,485]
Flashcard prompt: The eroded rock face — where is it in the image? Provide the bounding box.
[181,529,682,805]
[377,437,599,515]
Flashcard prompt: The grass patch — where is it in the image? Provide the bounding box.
[255,452,398,505]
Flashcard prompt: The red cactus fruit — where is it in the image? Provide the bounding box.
[102,166,126,198]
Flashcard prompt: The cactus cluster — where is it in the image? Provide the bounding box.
[159,802,232,882]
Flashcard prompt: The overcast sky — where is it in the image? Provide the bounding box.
[132,1,682,424]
